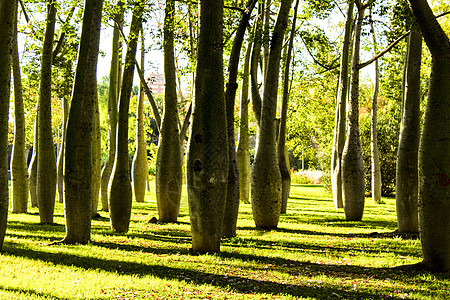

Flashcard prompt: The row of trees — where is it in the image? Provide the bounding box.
[0,0,449,272]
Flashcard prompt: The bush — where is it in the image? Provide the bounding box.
[291,170,323,185]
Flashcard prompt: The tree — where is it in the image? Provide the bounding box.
[406,0,450,272]
[155,0,182,223]
[396,22,421,234]
[92,87,101,217]
[186,0,228,253]
[62,0,103,244]
[0,0,17,250]
[11,2,29,214]
[132,30,148,204]
[331,0,354,209]
[108,0,143,233]
[37,0,57,224]
[251,0,292,229]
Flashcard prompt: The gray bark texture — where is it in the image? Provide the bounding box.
[37,0,57,224]
[331,0,354,210]
[0,0,16,250]
[341,1,365,221]
[108,0,142,233]
[62,0,103,244]
[11,6,29,214]
[156,0,182,222]
[186,0,228,253]
[251,0,292,229]
[396,23,421,234]
[408,0,450,272]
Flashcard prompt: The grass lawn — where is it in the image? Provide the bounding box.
[1,182,449,299]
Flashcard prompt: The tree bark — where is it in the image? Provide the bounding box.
[100,0,123,212]
[186,0,228,253]
[28,114,38,208]
[341,1,365,221]
[0,0,16,250]
[92,86,101,217]
[11,4,29,214]
[396,22,421,234]
[156,0,182,222]
[62,0,103,244]
[37,0,57,224]
[408,0,450,272]
[251,0,292,229]
[250,5,263,126]
[331,0,354,210]
[223,0,256,238]
[279,0,298,214]
[132,30,148,204]
[108,0,142,233]
[56,77,69,204]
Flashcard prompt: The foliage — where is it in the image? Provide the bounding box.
[291,169,322,185]
[2,183,450,299]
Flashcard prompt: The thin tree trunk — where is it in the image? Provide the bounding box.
[331,0,354,209]
[100,0,123,212]
[11,4,29,214]
[223,0,257,238]
[28,114,38,208]
[62,0,103,244]
[341,0,365,221]
[57,73,69,204]
[251,0,292,229]
[108,1,142,233]
[237,41,252,204]
[37,0,57,224]
[132,30,148,204]
[156,0,182,222]
[396,22,421,234]
[186,0,228,253]
[279,0,298,214]
[92,86,101,217]
[0,0,16,250]
[250,5,263,126]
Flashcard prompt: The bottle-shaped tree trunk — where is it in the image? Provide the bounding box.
[132,30,148,204]
[11,6,29,214]
[278,0,299,214]
[37,0,57,224]
[108,1,142,233]
[341,0,365,221]
[222,0,256,238]
[186,0,228,253]
[331,0,354,209]
[251,0,292,229]
[237,41,252,204]
[156,0,182,222]
[100,0,123,212]
[0,0,16,250]
[396,22,422,234]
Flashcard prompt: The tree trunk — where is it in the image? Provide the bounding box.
[396,23,421,234]
[37,0,57,224]
[28,115,38,208]
[279,0,298,214]
[186,0,228,253]
[0,0,16,250]
[223,0,256,238]
[341,1,365,221]
[369,8,382,204]
[100,0,123,212]
[62,0,103,244]
[237,41,252,204]
[251,0,292,229]
[331,0,354,209]
[57,84,69,204]
[108,1,142,233]
[11,5,29,214]
[250,5,263,126]
[92,87,101,217]
[407,0,450,272]
[132,30,148,204]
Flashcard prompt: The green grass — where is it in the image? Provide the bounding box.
[1,182,449,299]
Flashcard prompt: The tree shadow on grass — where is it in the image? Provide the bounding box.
[3,242,411,299]
[0,285,66,300]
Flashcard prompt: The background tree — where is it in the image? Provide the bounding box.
[108,0,142,233]
[11,2,29,214]
[155,0,183,223]
[92,88,101,217]
[186,0,228,253]
[0,0,16,250]
[251,0,292,229]
[37,0,57,224]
